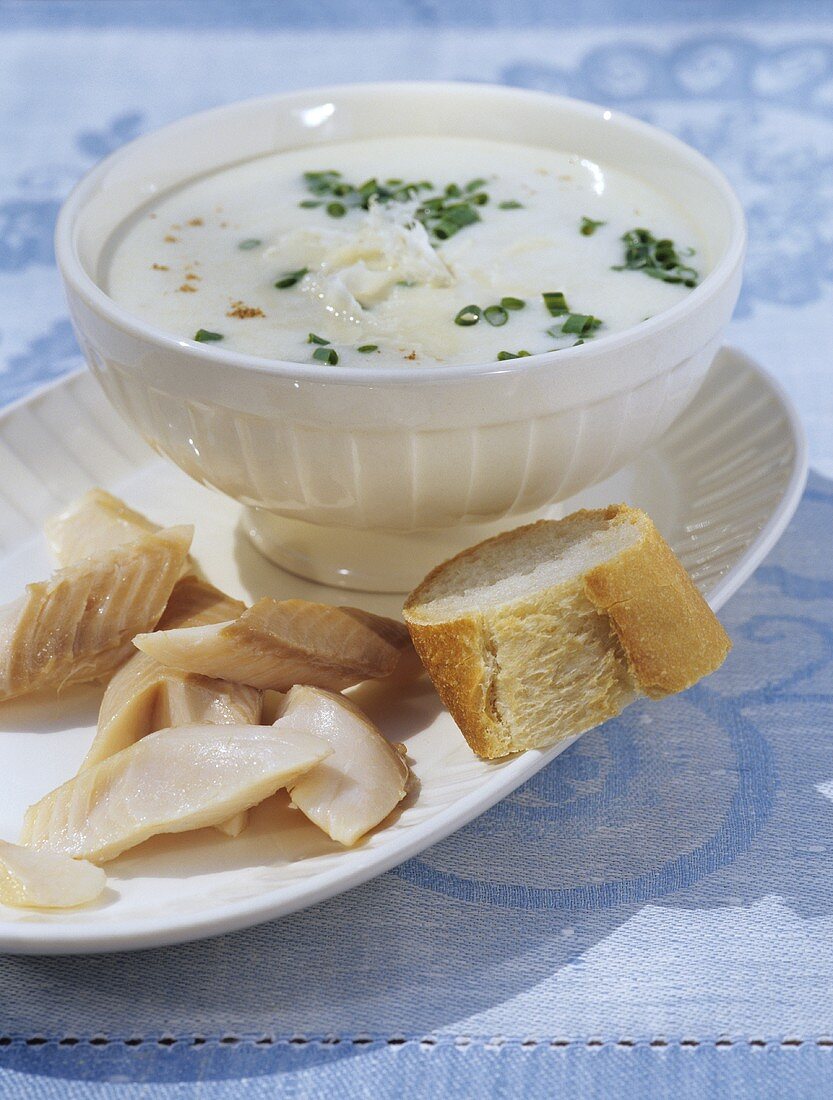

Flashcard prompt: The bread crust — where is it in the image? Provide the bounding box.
[404,616,509,757]
[582,508,731,697]
[404,505,731,758]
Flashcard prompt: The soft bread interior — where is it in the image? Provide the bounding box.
[410,512,641,621]
[485,584,637,753]
[405,509,644,755]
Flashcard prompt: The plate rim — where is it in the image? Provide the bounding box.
[0,346,808,954]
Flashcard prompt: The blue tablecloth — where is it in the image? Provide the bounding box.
[2,2,833,1096]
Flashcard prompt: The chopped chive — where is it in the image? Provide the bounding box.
[303,170,342,195]
[483,305,509,327]
[298,171,487,243]
[274,267,308,289]
[580,216,606,236]
[357,344,379,353]
[313,346,339,365]
[561,313,603,335]
[194,329,223,342]
[238,238,262,250]
[358,177,379,198]
[498,200,524,210]
[543,291,569,316]
[500,296,526,311]
[612,227,699,286]
[307,333,330,345]
[454,304,482,327]
[443,203,480,228]
[434,218,461,240]
[497,349,531,360]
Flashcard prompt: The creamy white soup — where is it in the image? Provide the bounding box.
[105,136,707,369]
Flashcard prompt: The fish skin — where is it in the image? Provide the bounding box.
[134,597,415,692]
[275,686,410,847]
[0,838,106,909]
[0,526,192,702]
[22,724,330,863]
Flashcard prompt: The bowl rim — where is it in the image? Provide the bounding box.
[55,80,747,387]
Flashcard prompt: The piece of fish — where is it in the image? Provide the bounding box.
[56,495,258,837]
[45,489,161,567]
[275,686,410,846]
[90,575,249,769]
[22,724,330,863]
[134,598,415,692]
[0,839,106,909]
[89,653,262,768]
[0,526,192,701]
[157,574,245,630]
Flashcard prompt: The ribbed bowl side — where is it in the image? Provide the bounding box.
[89,346,713,531]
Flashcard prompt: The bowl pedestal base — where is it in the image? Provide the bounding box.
[243,507,555,594]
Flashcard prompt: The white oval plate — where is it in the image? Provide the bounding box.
[0,347,806,953]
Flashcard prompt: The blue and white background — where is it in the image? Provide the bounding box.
[2,2,833,1096]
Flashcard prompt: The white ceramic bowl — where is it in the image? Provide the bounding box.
[55,82,745,592]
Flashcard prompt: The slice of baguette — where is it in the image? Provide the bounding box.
[403,505,731,759]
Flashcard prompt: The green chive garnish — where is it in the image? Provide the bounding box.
[497,350,531,360]
[543,291,569,316]
[499,200,524,210]
[444,203,480,228]
[612,228,699,286]
[454,304,482,327]
[194,329,223,342]
[313,346,339,365]
[483,305,509,327]
[357,344,379,353]
[561,313,603,335]
[307,333,330,345]
[580,217,606,236]
[274,268,308,289]
[299,170,488,242]
[500,296,526,311]
[238,238,261,250]
[434,218,461,240]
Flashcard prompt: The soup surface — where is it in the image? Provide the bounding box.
[105,136,707,368]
